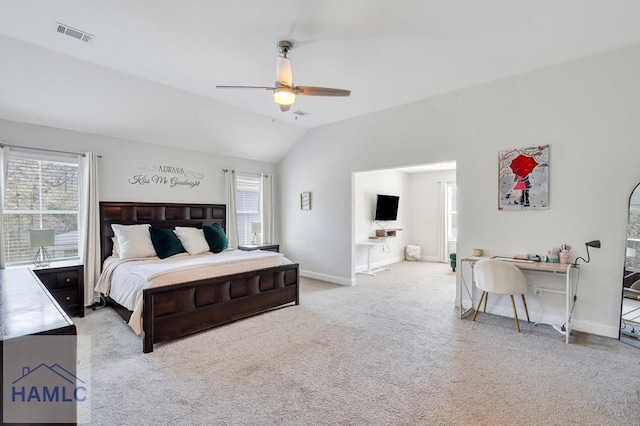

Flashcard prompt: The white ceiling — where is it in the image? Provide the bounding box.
[1,1,640,162]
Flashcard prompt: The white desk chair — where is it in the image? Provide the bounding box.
[472,258,530,332]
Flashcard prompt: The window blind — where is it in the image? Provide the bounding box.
[235,173,261,245]
[3,151,80,265]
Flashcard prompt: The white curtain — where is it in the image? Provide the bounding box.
[0,146,9,269]
[80,152,100,306]
[437,181,448,263]
[260,174,275,243]
[224,170,239,248]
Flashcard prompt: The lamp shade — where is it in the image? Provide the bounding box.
[29,229,54,248]
[251,222,262,233]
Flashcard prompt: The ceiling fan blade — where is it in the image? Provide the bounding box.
[295,86,351,97]
[276,57,293,87]
[279,104,291,112]
[216,85,275,90]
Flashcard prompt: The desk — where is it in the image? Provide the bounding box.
[1,268,77,423]
[356,241,392,276]
[460,256,577,343]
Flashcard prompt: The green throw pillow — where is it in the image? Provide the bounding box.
[149,227,186,259]
[203,223,229,253]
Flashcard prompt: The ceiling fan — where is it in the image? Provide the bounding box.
[216,40,351,112]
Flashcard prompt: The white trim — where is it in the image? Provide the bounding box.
[355,256,403,273]
[300,269,355,286]
[471,302,620,339]
[421,255,441,262]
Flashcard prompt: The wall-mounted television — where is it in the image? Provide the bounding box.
[374,194,399,221]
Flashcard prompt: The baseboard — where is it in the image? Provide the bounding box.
[300,269,354,286]
[355,257,403,274]
[476,304,620,339]
[421,255,441,262]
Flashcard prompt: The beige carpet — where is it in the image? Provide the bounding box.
[76,261,640,425]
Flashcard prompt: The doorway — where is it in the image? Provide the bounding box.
[352,161,457,275]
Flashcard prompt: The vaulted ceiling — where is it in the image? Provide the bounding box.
[1,1,640,162]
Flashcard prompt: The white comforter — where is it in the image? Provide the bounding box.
[95,249,292,335]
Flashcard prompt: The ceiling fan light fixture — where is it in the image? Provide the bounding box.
[273,87,295,105]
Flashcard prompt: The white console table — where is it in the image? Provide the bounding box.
[356,241,392,276]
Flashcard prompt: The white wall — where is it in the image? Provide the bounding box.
[0,118,276,206]
[279,42,640,338]
[408,169,456,261]
[354,170,408,272]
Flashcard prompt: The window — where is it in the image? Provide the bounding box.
[3,150,80,265]
[235,172,261,245]
[446,181,457,241]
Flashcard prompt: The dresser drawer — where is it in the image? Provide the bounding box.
[56,270,79,289]
[52,288,78,308]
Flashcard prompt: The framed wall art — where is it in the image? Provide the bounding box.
[301,192,311,210]
[498,145,549,210]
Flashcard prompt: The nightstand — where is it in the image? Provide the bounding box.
[238,243,280,253]
[33,262,84,318]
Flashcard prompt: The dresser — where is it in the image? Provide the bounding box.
[33,262,85,318]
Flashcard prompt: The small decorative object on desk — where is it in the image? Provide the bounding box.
[473,248,483,257]
[559,244,571,264]
[548,247,560,263]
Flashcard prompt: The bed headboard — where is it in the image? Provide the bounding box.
[99,201,226,264]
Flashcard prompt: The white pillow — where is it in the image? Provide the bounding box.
[174,227,210,255]
[111,237,120,257]
[111,224,156,259]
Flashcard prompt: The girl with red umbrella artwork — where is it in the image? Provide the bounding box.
[498,145,549,210]
[511,155,538,206]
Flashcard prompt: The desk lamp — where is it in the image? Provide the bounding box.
[573,240,601,266]
[29,229,54,268]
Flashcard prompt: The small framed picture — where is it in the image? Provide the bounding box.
[301,192,311,210]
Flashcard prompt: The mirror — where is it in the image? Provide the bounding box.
[621,183,640,348]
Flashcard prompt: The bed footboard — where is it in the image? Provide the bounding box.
[142,263,299,353]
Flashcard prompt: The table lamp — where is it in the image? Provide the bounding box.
[251,222,261,245]
[29,229,54,268]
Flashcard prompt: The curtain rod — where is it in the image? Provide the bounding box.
[0,143,102,158]
[222,169,271,177]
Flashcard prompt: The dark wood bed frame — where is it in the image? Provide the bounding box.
[99,201,299,353]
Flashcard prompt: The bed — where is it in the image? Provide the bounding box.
[98,201,299,353]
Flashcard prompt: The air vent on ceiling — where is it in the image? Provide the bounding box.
[292,110,310,120]
[56,22,93,42]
